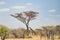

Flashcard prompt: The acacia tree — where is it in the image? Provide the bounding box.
[11,29,18,38]
[35,29,46,40]
[0,25,9,40]
[56,25,60,38]
[42,26,55,40]
[10,11,38,36]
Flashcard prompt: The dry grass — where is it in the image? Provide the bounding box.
[0,36,60,40]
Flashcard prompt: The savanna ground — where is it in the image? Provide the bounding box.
[0,36,60,40]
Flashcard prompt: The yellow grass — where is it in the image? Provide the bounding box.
[0,36,60,40]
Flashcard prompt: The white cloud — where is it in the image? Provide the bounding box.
[11,3,32,10]
[12,6,26,9]
[48,9,56,12]
[26,3,32,6]
[0,8,10,12]
[0,1,6,5]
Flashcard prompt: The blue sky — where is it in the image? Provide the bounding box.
[0,0,60,29]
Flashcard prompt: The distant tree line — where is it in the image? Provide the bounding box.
[0,24,60,40]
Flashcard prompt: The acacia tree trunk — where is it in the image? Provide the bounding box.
[51,33,54,40]
[26,24,29,36]
[51,35,54,40]
[46,31,50,40]
[50,31,55,40]
[1,34,6,40]
[58,31,60,38]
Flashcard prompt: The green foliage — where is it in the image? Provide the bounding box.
[0,25,9,36]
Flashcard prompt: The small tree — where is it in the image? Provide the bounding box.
[56,25,60,38]
[11,29,18,38]
[0,25,9,40]
[42,26,55,40]
[11,11,38,36]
